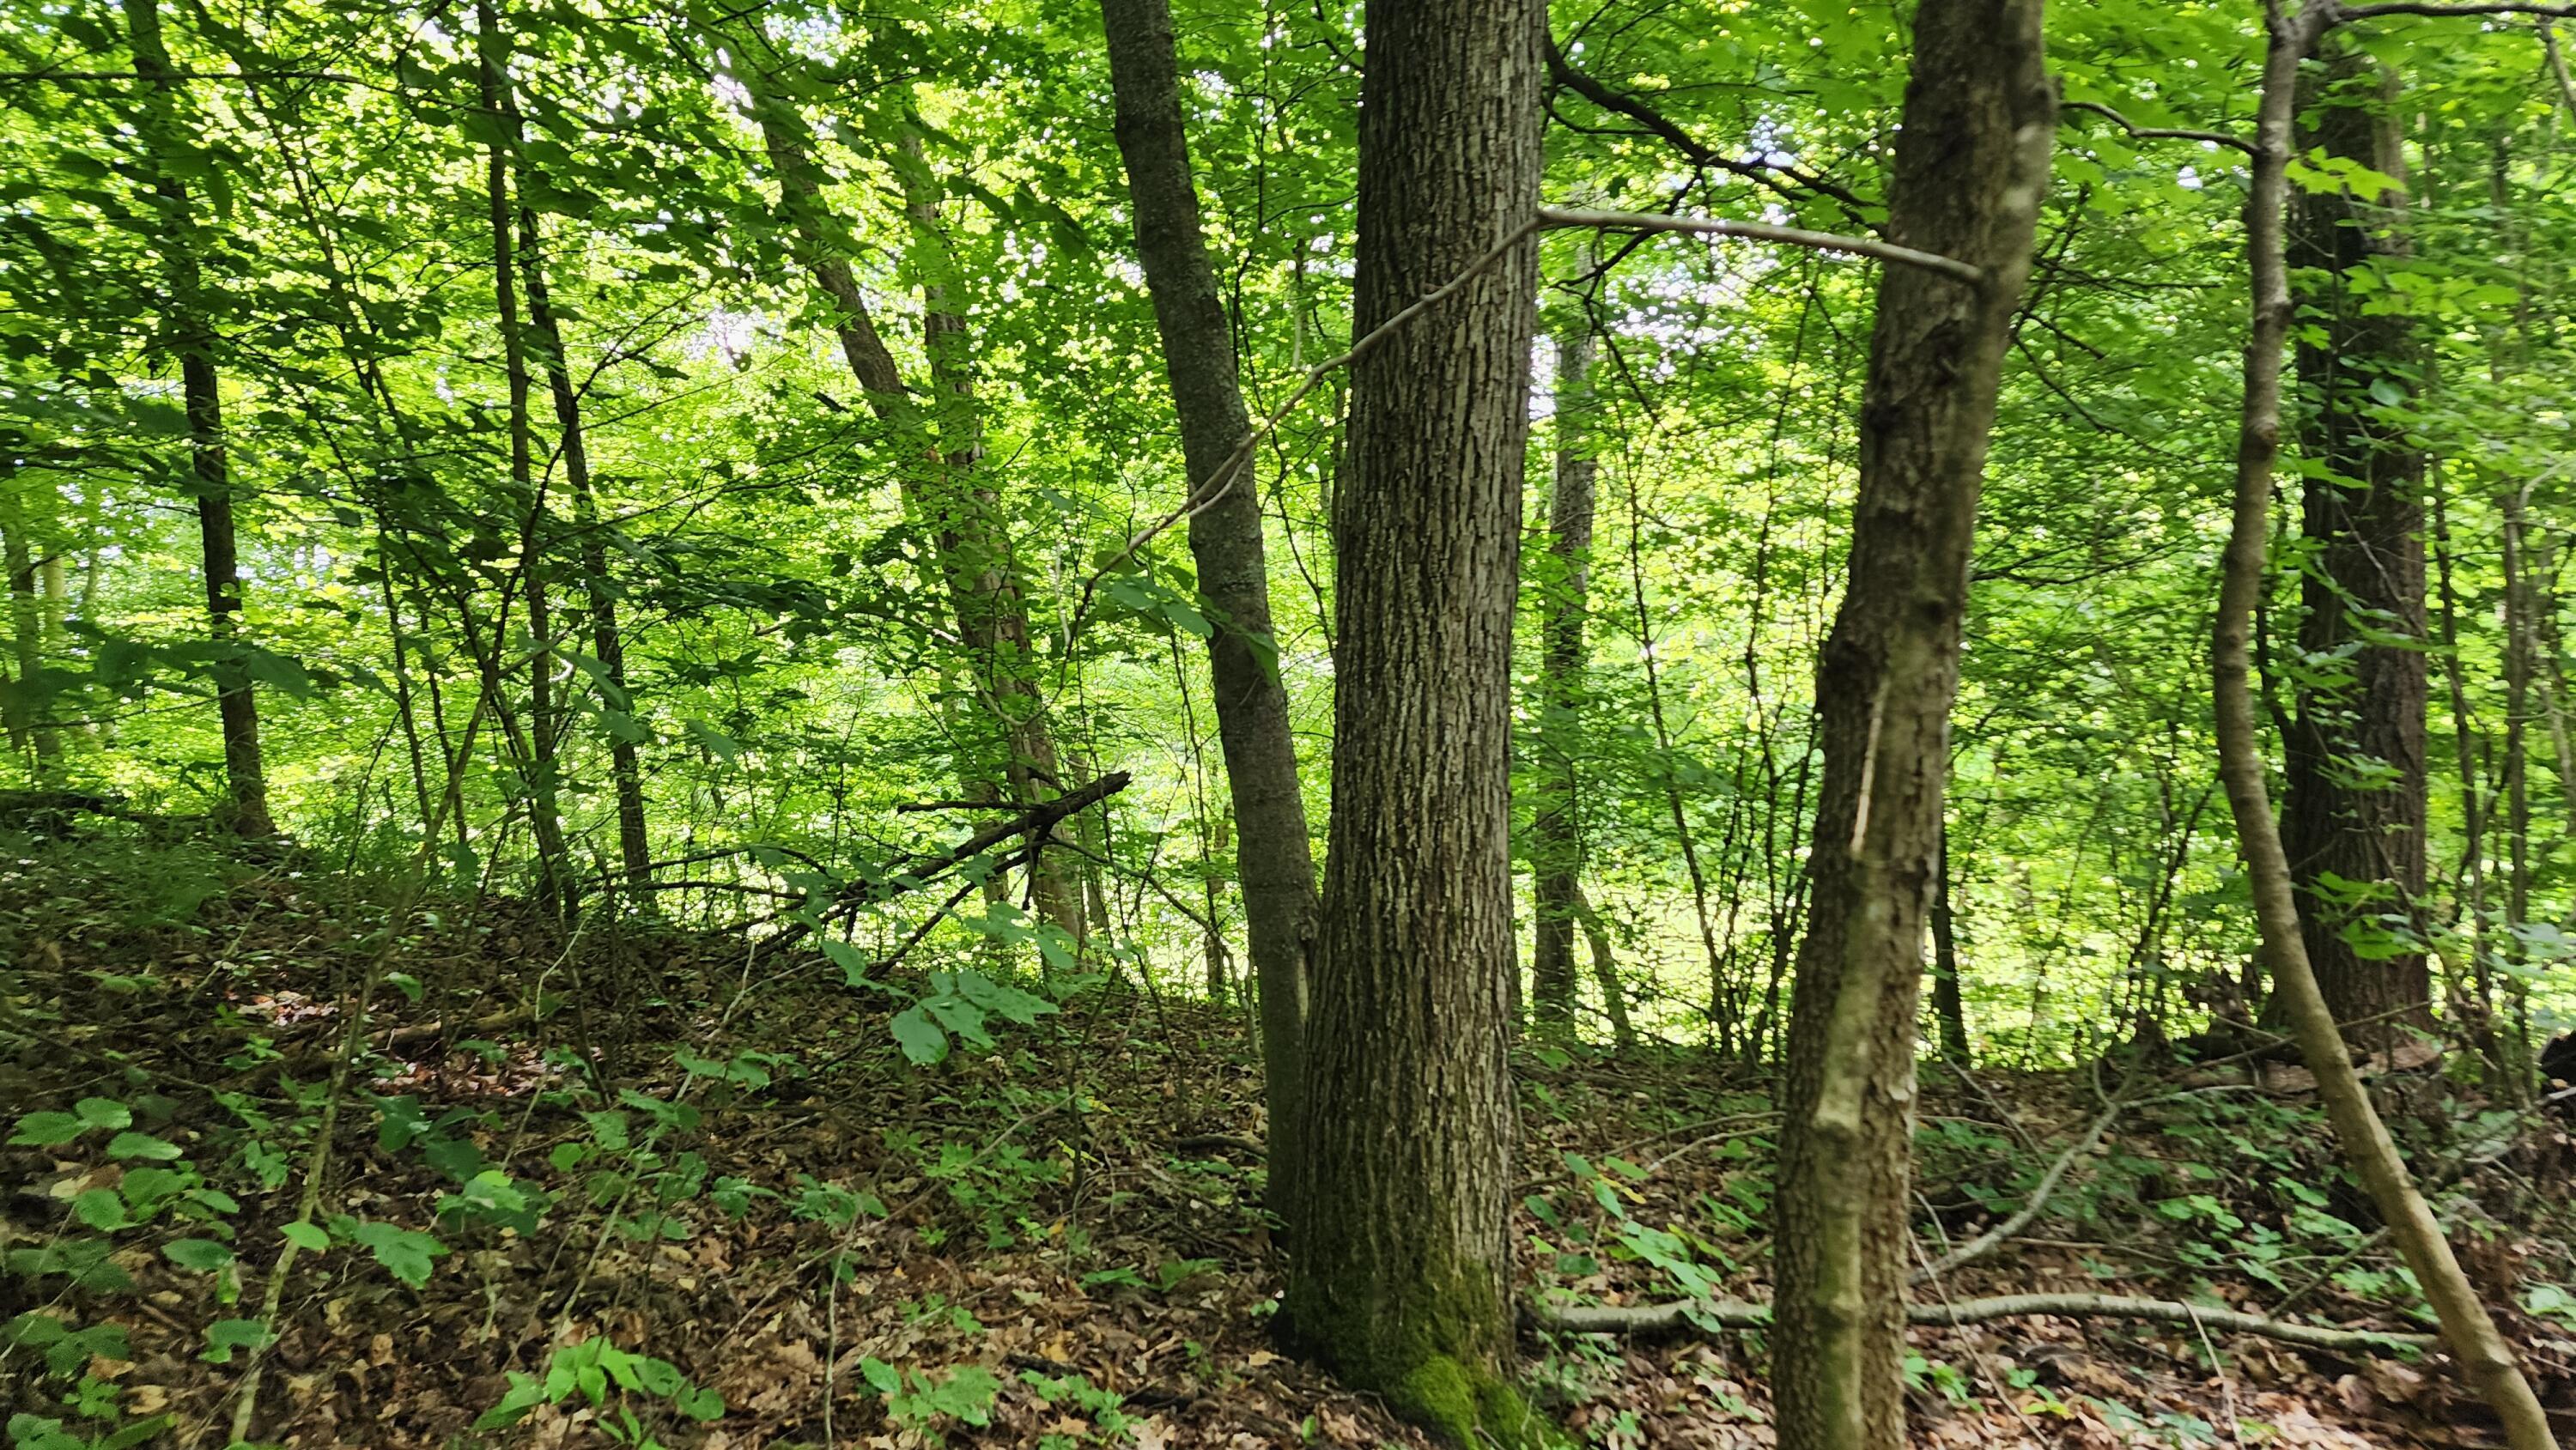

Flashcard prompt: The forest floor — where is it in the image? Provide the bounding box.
[5,825,2575,1449]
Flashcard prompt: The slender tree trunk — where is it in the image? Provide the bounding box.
[718,29,1084,950]
[1931,822,1972,1065]
[1571,884,1636,1052]
[0,494,54,775]
[1528,319,1599,1037]
[122,0,274,836]
[1622,466,1729,1049]
[897,124,1087,953]
[2208,7,2552,1444]
[1768,4,2051,1447]
[2500,484,2536,1077]
[1097,0,1321,1202]
[2277,43,2431,1049]
[2530,537,2576,837]
[476,0,569,920]
[1283,0,1544,1440]
[517,206,653,888]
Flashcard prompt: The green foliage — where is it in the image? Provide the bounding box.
[859,1359,1004,1435]
[474,1338,725,1447]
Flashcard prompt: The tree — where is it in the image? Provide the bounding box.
[1098,0,1320,1198]
[1768,2,2053,1446]
[2279,41,2431,1047]
[2208,3,2552,1443]
[1282,0,1545,1439]
[1530,312,1600,1038]
[120,0,275,837]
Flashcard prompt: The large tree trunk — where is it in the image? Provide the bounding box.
[519,207,653,889]
[1098,0,1319,1202]
[122,0,274,837]
[2277,44,2432,1049]
[1529,319,1598,1037]
[2208,6,2552,1445]
[1281,0,1544,1441]
[1768,4,2052,1447]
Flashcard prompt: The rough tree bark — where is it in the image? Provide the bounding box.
[1281,0,1545,1441]
[2278,43,2431,1048]
[1767,3,2052,1447]
[1098,0,1319,1201]
[122,0,274,836]
[2208,4,2553,1444]
[1530,318,1599,1037]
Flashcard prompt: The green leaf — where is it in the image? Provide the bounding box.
[73,1188,128,1230]
[106,1131,183,1162]
[675,1384,725,1421]
[280,1221,331,1252]
[890,1006,949,1065]
[201,1319,274,1364]
[164,1238,234,1271]
[9,1112,84,1147]
[348,1221,449,1287]
[74,1098,132,1131]
[860,1356,902,1395]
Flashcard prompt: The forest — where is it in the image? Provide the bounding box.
[5,0,2576,1444]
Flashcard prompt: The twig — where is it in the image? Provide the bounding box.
[2063,99,2255,155]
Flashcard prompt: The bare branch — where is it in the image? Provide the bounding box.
[2063,99,2256,156]
[2543,19,2576,116]
[1541,35,1872,221]
[1535,206,1986,287]
[2332,0,2576,18]
[1911,1095,2125,1282]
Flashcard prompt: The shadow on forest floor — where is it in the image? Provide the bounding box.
[3,823,2573,1447]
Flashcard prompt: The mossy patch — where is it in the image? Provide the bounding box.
[1285,1252,1554,1447]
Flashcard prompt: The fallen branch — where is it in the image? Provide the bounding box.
[1912,1093,2126,1283]
[758,772,1133,952]
[1530,1292,2433,1353]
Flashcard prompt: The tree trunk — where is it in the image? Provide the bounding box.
[1097,0,1320,1205]
[1768,3,2052,1447]
[1571,884,1636,1052]
[2278,43,2431,1049]
[1931,822,1971,1065]
[1282,0,1544,1441]
[121,0,274,837]
[1529,319,1598,1037]
[897,124,1087,954]
[477,0,570,920]
[2208,7,2552,1445]
[0,492,55,775]
[518,205,653,889]
[719,28,1084,952]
